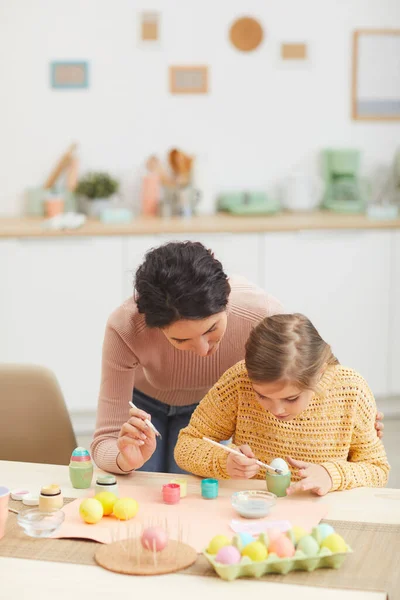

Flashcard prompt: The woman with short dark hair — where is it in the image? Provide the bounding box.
[91,241,283,474]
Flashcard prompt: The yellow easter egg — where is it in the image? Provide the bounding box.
[79,498,103,524]
[321,533,347,554]
[207,535,231,554]
[288,526,308,545]
[241,541,268,562]
[113,497,139,520]
[94,491,118,516]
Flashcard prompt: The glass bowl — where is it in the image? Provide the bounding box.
[17,508,65,538]
[231,490,277,519]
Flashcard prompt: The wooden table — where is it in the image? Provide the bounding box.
[2,461,399,599]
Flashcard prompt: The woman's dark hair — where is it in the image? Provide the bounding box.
[135,241,231,328]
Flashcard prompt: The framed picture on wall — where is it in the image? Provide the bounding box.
[138,12,161,47]
[50,62,89,89]
[169,66,209,94]
[352,29,400,121]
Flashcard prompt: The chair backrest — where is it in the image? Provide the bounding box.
[0,364,77,465]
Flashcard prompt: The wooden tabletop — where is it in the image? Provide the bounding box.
[1,460,398,599]
[1,211,400,238]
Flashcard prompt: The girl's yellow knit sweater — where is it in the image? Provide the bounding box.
[174,361,389,491]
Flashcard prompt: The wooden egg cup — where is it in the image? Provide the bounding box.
[95,538,197,576]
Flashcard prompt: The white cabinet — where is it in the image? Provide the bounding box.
[158,232,264,288]
[263,230,391,396]
[389,231,400,395]
[1,237,124,411]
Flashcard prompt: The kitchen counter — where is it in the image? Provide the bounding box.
[1,211,400,238]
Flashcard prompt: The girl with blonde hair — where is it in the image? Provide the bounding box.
[174,314,389,495]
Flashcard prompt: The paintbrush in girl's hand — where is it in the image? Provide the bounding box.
[202,437,284,474]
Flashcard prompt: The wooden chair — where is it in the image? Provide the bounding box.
[0,364,77,465]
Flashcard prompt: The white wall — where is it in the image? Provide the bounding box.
[0,0,399,216]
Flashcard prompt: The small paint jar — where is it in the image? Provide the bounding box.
[39,484,63,511]
[265,471,292,497]
[69,447,93,489]
[170,478,187,498]
[162,483,180,505]
[201,478,219,499]
[95,475,119,497]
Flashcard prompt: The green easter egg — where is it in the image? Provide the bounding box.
[321,533,347,554]
[241,541,268,562]
[287,526,308,545]
[297,535,320,556]
[207,535,230,554]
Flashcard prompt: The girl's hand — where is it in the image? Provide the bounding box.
[375,411,384,439]
[226,445,260,479]
[116,407,157,471]
[286,456,332,496]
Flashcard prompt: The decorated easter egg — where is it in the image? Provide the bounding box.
[241,541,268,562]
[215,545,241,565]
[269,535,295,558]
[207,535,231,555]
[270,458,289,474]
[312,523,335,544]
[321,533,347,554]
[70,447,91,461]
[266,527,282,542]
[286,526,308,545]
[94,491,117,516]
[79,498,103,524]
[141,526,169,552]
[113,498,139,521]
[297,535,320,556]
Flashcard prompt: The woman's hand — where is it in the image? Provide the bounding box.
[116,406,157,472]
[286,456,332,496]
[226,445,260,479]
[375,411,384,439]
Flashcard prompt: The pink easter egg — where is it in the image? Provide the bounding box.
[269,536,295,558]
[267,528,282,541]
[141,526,169,552]
[215,545,241,565]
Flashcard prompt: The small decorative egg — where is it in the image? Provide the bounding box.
[215,545,241,565]
[270,458,289,474]
[207,535,231,555]
[141,527,169,552]
[321,533,347,554]
[112,498,139,521]
[269,536,295,558]
[312,523,335,544]
[286,526,308,545]
[266,527,282,541]
[297,535,320,556]
[241,541,268,562]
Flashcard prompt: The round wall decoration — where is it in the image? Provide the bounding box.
[229,17,264,52]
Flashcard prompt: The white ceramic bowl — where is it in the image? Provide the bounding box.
[231,490,276,519]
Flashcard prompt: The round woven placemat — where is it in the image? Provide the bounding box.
[229,17,264,52]
[95,538,197,576]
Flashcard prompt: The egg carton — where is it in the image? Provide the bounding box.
[203,547,353,581]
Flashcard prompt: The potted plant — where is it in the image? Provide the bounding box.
[76,172,119,217]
